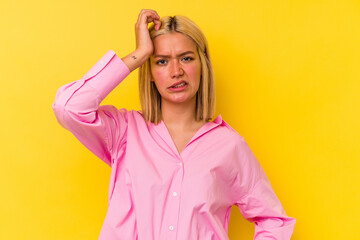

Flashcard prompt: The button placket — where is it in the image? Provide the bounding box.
[166,158,184,237]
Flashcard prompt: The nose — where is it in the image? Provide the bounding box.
[170,60,184,78]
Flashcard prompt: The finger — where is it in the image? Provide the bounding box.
[142,14,157,26]
[136,9,150,26]
[145,15,156,23]
[136,10,160,31]
[137,9,159,23]
[137,9,147,24]
[153,11,160,20]
[153,19,162,30]
[143,9,160,18]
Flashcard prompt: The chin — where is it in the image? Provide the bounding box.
[164,94,196,104]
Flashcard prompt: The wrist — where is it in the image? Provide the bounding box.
[121,49,151,72]
[136,47,153,59]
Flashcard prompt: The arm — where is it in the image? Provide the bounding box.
[233,138,296,239]
[52,9,161,166]
[52,50,131,166]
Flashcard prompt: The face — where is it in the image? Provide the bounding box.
[150,32,201,105]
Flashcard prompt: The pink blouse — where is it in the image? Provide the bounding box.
[52,50,296,239]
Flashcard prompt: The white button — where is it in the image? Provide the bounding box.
[173,191,178,197]
[100,59,104,64]
[178,162,183,166]
[169,225,174,231]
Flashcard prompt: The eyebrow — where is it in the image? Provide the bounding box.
[153,51,195,58]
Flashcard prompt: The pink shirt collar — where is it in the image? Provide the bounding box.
[149,114,223,157]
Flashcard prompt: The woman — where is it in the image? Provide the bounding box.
[53,9,296,240]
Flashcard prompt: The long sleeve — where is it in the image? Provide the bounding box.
[233,137,296,239]
[52,50,131,166]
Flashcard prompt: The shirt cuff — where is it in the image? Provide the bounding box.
[84,50,131,101]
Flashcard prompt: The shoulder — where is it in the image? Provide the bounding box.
[214,115,246,143]
[213,116,255,157]
[126,109,145,121]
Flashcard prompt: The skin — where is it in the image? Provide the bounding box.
[150,32,201,114]
[121,9,207,154]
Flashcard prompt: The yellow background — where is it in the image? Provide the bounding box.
[1,0,359,239]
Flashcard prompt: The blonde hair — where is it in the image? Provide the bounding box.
[139,15,215,124]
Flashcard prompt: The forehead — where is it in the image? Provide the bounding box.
[153,32,197,54]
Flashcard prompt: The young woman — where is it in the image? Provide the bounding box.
[53,9,296,240]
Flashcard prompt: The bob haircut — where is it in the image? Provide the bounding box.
[139,15,215,124]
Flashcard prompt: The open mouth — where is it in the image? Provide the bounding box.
[170,82,187,88]
[169,81,187,89]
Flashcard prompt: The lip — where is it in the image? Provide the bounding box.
[168,80,188,92]
[168,80,187,89]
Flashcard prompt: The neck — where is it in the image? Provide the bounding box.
[160,97,199,129]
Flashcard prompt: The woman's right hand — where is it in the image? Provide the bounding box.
[122,9,161,72]
[135,9,161,57]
